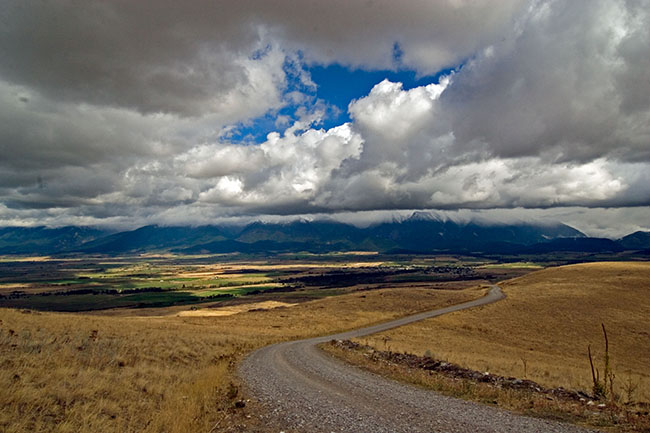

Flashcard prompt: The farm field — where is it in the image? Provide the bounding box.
[351,262,650,402]
[0,254,513,312]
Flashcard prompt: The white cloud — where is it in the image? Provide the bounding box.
[199,177,245,205]
[350,78,448,141]
[183,122,363,211]
[314,155,630,211]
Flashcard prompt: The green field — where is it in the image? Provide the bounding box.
[0,254,539,312]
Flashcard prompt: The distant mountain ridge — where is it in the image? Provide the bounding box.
[0,216,647,256]
[0,226,108,255]
[618,231,650,250]
[77,225,227,253]
[0,214,594,255]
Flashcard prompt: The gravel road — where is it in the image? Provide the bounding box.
[239,286,594,432]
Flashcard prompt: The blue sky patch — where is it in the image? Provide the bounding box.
[309,63,456,128]
[226,55,458,144]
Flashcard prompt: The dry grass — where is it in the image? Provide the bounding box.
[175,300,297,317]
[0,286,479,433]
[321,342,640,431]
[356,262,650,402]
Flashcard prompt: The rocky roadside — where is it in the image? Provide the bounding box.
[330,339,592,401]
[327,339,650,432]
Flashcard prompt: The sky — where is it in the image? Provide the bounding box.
[1,0,650,238]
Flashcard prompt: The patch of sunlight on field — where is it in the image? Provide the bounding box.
[358,262,650,402]
[478,261,543,269]
[194,284,283,297]
[0,256,55,262]
[176,300,297,317]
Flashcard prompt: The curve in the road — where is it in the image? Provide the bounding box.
[239,285,594,433]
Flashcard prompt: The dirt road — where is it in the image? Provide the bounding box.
[239,286,593,432]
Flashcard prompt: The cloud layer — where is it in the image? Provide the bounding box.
[1,0,649,233]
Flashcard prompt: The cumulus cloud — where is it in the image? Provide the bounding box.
[441,0,650,163]
[308,0,650,214]
[347,78,453,177]
[194,122,363,211]
[0,0,649,232]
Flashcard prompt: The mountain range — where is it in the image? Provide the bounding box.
[1,213,649,256]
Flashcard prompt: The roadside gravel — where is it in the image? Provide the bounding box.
[239,286,595,432]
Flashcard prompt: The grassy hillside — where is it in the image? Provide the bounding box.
[0,286,480,433]
[355,262,650,401]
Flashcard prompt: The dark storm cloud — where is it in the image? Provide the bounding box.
[0,83,172,170]
[0,0,528,117]
[442,0,650,163]
[0,1,257,115]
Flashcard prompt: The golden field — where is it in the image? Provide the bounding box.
[357,262,650,402]
[0,286,480,433]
